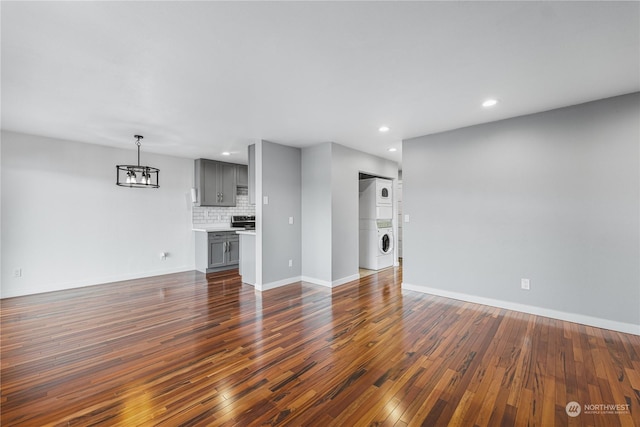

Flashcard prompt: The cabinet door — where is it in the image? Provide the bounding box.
[226,237,239,265]
[208,240,226,268]
[195,159,238,207]
[236,165,248,187]
[195,159,219,206]
[218,162,237,206]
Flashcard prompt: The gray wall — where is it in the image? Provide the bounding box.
[1,131,196,298]
[295,142,400,286]
[260,140,302,285]
[403,93,640,328]
[301,143,332,283]
[330,143,398,282]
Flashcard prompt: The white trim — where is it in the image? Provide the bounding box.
[301,276,331,288]
[301,274,360,288]
[402,282,640,336]
[1,267,194,299]
[255,141,263,290]
[256,276,301,292]
[332,274,360,288]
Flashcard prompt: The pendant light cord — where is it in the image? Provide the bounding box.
[135,135,143,167]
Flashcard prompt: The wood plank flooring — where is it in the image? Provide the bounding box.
[1,268,639,426]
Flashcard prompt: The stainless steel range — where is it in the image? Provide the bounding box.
[231,215,255,230]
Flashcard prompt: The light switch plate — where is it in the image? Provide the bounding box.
[405,214,410,223]
[263,196,269,205]
[289,216,294,224]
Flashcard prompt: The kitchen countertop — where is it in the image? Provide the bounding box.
[192,225,238,232]
[193,226,256,234]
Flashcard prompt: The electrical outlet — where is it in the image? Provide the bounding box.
[288,259,293,267]
[521,278,530,290]
[404,214,410,223]
[288,216,294,225]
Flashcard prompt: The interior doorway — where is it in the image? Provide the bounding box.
[358,172,395,277]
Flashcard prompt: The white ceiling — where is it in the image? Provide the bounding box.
[2,1,638,165]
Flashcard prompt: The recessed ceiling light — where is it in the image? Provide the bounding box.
[482,99,498,108]
[388,148,397,152]
[221,151,231,156]
[378,126,390,132]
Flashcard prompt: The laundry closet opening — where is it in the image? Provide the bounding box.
[358,172,396,277]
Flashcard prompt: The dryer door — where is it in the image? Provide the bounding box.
[376,180,393,206]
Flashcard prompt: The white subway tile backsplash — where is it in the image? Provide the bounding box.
[192,187,255,227]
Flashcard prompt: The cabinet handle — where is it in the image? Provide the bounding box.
[223,241,227,252]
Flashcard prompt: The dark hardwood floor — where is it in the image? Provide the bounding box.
[1,268,639,426]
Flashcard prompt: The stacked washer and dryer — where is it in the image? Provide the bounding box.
[359,178,394,270]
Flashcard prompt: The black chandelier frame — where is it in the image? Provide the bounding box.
[116,135,160,188]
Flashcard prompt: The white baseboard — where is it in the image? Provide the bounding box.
[256,276,302,292]
[301,274,360,288]
[1,267,195,299]
[402,282,640,336]
[301,276,331,287]
[332,274,360,287]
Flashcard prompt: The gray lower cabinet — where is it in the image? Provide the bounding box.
[196,231,240,273]
[208,232,239,270]
[227,237,239,264]
[208,238,226,268]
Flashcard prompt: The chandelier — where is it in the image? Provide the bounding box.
[116,135,159,188]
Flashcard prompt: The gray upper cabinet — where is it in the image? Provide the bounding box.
[236,165,248,187]
[218,162,236,206]
[194,159,237,206]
